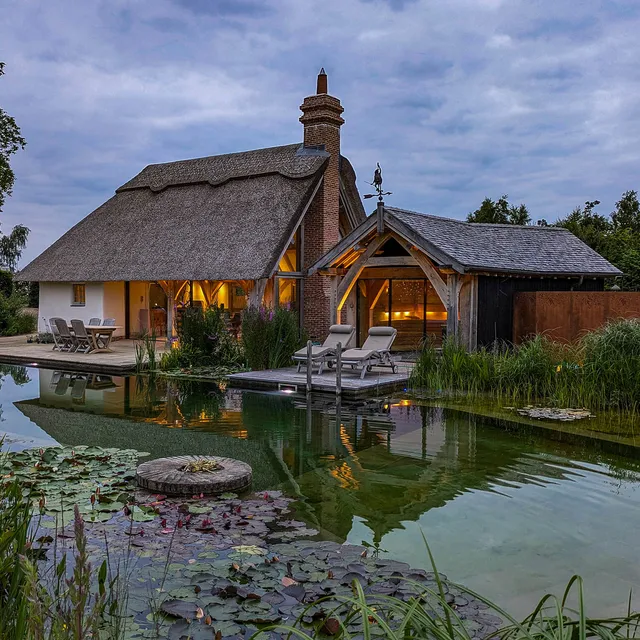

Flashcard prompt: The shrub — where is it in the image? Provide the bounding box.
[242,306,305,370]
[159,306,243,371]
[0,290,36,336]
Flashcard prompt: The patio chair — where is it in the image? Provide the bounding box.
[292,324,355,375]
[339,326,399,379]
[53,318,77,352]
[96,318,116,349]
[70,319,92,354]
[88,317,101,326]
[48,317,62,350]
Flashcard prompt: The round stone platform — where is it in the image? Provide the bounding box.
[136,456,252,496]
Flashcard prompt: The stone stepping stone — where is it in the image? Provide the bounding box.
[136,455,252,495]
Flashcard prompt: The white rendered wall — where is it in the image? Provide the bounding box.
[38,282,105,332]
[103,281,126,337]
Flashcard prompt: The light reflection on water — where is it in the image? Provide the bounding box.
[2,365,640,617]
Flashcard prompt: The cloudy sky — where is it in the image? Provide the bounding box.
[2,0,639,266]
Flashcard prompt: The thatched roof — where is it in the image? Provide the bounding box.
[17,143,363,282]
[312,206,622,278]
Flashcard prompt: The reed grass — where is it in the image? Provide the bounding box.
[410,319,640,412]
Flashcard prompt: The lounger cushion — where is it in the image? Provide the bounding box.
[293,345,334,359]
[340,348,377,362]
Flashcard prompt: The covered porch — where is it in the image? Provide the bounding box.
[311,205,478,351]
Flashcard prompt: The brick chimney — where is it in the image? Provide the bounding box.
[300,69,345,340]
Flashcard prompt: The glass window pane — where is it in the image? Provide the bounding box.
[72,284,86,306]
[390,280,425,351]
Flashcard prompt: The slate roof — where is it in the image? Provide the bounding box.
[17,143,365,282]
[388,207,621,276]
[311,206,622,277]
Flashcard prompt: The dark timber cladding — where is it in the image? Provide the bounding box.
[476,276,603,346]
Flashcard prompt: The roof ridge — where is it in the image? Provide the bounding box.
[385,206,464,224]
[143,142,303,169]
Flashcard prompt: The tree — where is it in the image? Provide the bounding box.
[0,63,29,272]
[0,224,28,272]
[555,196,640,291]
[0,63,26,215]
[612,190,640,235]
[467,195,531,225]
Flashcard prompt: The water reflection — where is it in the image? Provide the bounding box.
[15,369,640,545]
[8,368,640,614]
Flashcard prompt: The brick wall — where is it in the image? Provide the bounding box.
[300,77,344,340]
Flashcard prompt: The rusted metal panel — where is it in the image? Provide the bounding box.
[513,292,640,343]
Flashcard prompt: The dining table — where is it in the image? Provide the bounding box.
[70,325,123,352]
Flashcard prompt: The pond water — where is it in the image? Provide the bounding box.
[2,364,640,618]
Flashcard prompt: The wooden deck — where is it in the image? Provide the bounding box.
[0,336,165,374]
[228,362,413,398]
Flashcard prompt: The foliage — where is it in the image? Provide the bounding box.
[20,505,113,640]
[555,194,640,291]
[0,289,37,335]
[410,319,640,411]
[0,224,29,272]
[242,306,305,370]
[467,195,531,225]
[160,305,243,372]
[0,468,32,639]
[134,332,157,372]
[0,62,27,215]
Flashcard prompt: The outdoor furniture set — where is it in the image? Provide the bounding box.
[45,317,121,353]
[293,324,399,379]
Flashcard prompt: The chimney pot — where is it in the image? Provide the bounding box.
[317,68,327,94]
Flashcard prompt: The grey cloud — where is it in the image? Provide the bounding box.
[170,0,273,17]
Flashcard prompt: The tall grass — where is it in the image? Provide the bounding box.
[134,331,157,372]
[242,306,305,370]
[410,319,640,412]
[0,475,32,638]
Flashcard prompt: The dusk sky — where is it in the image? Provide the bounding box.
[2,0,639,267]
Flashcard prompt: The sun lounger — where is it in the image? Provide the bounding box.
[339,326,398,379]
[292,324,355,375]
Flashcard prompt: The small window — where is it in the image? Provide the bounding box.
[72,283,86,306]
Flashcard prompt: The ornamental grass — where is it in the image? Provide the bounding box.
[410,319,640,412]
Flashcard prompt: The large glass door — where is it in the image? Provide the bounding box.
[390,279,425,351]
[356,277,447,351]
[356,279,389,346]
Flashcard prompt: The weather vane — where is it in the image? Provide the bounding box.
[364,163,392,201]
